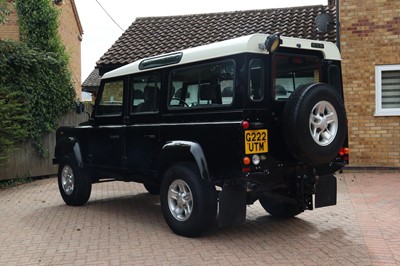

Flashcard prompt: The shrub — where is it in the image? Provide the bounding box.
[0,0,76,164]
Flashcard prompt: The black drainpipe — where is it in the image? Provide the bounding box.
[336,0,341,51]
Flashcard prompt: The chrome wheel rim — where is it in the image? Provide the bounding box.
[309,100,338,146]
[167,179,193,221]
[61,165,74,195]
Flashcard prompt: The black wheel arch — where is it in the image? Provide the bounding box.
[54,137,84,168]
[157,140,211,181]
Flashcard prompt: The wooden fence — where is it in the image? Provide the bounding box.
[0,106,92,181]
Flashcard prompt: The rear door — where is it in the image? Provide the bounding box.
[125,72,161,176]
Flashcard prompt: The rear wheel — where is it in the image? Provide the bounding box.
[58,156,91,206]
[160,162,217,237]
[259,196,301,218]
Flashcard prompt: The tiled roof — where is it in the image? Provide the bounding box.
[97,5,336,68]
[82,68,101,93]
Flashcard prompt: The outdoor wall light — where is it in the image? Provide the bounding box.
[52,0,64,6]
[264,33,281,53]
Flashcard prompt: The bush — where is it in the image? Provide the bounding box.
[0,0,10,25]
[0,40,75,159]
[0,0,76,164]
[0,87,29,166]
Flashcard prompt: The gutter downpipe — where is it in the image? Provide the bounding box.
[336,0,341,51]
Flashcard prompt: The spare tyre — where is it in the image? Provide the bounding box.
[283,83,347,165]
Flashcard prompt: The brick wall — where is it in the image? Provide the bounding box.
[57,0,82,100]
[340,0,400,166]
[0,0,82,100]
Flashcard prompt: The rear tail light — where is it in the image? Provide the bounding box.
[339,147,349,163]
[242,120,250,129]
[339,147,350,156]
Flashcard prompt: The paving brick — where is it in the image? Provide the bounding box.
[0,172,399,265]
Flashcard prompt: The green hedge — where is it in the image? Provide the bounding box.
[0,0,76,165]
[0,0,10,25]
[0,41,76,159]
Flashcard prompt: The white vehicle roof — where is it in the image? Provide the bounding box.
[103,33,341,80]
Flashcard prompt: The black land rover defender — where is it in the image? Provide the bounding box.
[54,33,349,237]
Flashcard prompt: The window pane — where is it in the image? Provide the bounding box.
[381,70,400,109]
[96,80,124,116]
[273,55,320,100]
[249,59,264,101]
[169,61,234,108]
[131,73,160,113]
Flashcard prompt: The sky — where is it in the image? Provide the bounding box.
[74,0,328,99]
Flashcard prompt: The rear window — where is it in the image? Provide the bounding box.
[273,55,320,100]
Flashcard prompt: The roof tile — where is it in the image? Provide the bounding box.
[96,5,336,67]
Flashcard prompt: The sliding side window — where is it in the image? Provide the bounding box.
[169,60,235,108]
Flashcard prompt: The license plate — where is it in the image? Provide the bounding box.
[244,129,268,154]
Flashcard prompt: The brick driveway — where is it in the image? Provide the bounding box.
[0,172,399,266]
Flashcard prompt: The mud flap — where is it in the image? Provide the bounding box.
[218,184,247,227]
[315,175,337,208]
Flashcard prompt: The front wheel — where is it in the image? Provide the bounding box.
[58,156,91,206]
[160,162,217,237]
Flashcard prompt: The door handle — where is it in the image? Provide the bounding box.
[144,134,156,139]
[109,135,120,139]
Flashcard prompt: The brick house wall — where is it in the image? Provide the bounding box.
[56,0,83,100]
[340,0,400,166]
[0,0,83,100]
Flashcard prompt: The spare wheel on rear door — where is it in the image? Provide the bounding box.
[283,83,347,165]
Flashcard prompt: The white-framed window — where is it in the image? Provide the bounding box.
[375,65,400,116]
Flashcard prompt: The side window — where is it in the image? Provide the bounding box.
[168,60,235,108]
[328,65,343,96]
[131,73,161,113]
[273,55,320,100]
[249,59,264,101]
[96,80,124,116]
